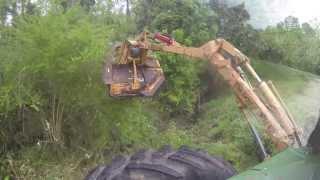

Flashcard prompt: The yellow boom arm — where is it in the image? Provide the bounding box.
[107,31,302,150]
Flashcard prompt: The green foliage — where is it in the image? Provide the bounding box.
[132,0,219,115]
[192,96,259,170]
[2,0,320,179]
[0,4,200,178]
[133,0,218,45]
[0,6,108,147]
[157,52,202,115]
[259,21,320,74]
[158,121,193,148]
[210,3,250,43]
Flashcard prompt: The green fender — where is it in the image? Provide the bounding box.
[230,148,320,180]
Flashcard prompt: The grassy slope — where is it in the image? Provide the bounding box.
[252,60,320,141]
[195,59,320,170]
[251,60,309,97]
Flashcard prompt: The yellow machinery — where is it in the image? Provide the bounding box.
[103,31,302,151]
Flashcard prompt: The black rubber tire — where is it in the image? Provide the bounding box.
[308,115,320,153]
[85,145,237,180]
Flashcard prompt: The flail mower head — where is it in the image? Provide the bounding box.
[103,37,165,97]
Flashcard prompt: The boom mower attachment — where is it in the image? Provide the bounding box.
[103,31,302,151]
[103,34,165,97]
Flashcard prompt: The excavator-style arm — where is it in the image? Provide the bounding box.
[103,31,302,151]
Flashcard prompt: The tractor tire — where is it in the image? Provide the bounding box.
[85,145,237,180]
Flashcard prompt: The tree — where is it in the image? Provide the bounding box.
[302,22,315,36]
[80,0,96,10]
[60,0,96,11]
[210,2,250,41]
[132,0,218,44]
[0,0,39,26]
[284,16,300,30]
[131,0,219,115]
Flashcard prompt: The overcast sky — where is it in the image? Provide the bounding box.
[20,0,320,29]
[229,0,320,28]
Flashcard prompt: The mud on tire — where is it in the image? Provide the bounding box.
[85,145,237,180]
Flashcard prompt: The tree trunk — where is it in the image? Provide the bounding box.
[126,0,130,16]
